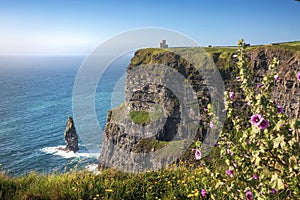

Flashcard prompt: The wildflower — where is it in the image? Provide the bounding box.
[209,121,215,129]
[258,118,270,130]
[226,148,231,154]
[192,149,201,160]
[236,76,240,81]
[271,188,277,194]
[187,194,194,198]
[247,102,251,106]
[246,190,253,200]
[274,75,279,81]
[203,108,208,111]
[250,114,262,126]
[229,92,235,101]
[277,105,283,113]
[201,189,207,197]
[256,83,263,89]
[226,169,234,177]
[252,174,259,180]
[298,72,300,82]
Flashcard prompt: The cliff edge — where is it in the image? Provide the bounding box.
[99,45,300,171]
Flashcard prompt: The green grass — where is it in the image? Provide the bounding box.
[132,138,169,152]
[0,158,227,200]
[0,165,209,200]
[0,149,288,200]
[129,111,151,125]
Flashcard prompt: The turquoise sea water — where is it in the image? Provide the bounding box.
[0,55,129,175]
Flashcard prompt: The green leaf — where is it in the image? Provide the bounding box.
[273,135,286,149]
[195,141,201,148]
[271,173,285,190]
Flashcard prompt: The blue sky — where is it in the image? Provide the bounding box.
[0,0,299,55]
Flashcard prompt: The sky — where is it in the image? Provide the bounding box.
[0,0,300,56]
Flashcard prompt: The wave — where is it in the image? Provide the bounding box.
[41,145,99,159]
[85,163,101,174]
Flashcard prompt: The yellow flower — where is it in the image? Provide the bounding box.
[105,189,113,192]
[187,194,194,198]
[194,191,199,197]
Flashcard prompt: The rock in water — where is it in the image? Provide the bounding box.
[64,116,79,152]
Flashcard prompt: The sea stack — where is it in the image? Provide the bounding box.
[64,116,79,152]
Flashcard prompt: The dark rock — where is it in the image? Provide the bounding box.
[64,116,79,152]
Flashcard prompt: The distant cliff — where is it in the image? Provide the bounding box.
[98,45,300,171]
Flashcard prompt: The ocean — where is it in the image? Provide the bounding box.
[0,54,131,176]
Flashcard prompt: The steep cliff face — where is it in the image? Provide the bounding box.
[219,47,300,118]
[99,49,212,172]
[98,46,300,171]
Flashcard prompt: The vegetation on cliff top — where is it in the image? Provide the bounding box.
[129,41,300,73]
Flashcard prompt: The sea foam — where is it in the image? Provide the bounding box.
[41,146,99,159]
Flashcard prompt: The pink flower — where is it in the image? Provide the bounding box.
[274,75,279,81]
[257,83,263,89]
[229,92,235,101]
[226,148,231,154]
[250,114,269,130]
[277,105,283,113]
[271,188,277,194]
[226,169,234,177]
[258,118,270,130]
[209,121,215,129]
[246,190,253,200]
[192,149,201,160]
[252,174,259,180]
[250,114,262,126]
[201,189,207,197]
[298,72,300,82]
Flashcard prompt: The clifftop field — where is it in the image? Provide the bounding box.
[1,41,299,200]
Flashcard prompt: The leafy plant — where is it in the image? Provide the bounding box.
[197,39,300,199]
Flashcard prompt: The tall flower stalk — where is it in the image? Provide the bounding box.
[199,39,300,199]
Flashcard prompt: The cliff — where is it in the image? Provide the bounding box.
[98,44,300,172]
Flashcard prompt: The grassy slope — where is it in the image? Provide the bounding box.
[0,165,214,200]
